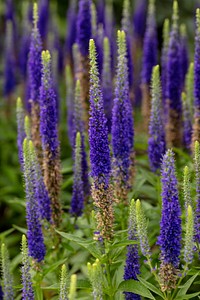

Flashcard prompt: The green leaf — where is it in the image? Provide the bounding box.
[42,284,59,290]
[175,292,200,299]
[137,276,165,299]
[176,272,200,298]
[0,228,15,239]
[56,231,102,259]
[12,224,27,234]
[35,285,43,300]
[42,280,91,291]
[118,280,156,299]
[43,258,67,276]
[111,240,138,249]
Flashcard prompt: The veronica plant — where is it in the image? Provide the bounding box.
[76,0,92,122]
[141,0,158,128]
[89,38,114,240]
[124,199,141,300]
[59,265,68,300]
[23,138,46,262]
[16,97,25,169]
[21,235,34,300]
[102,36,113,132]
[166,1,182,147]
[40,50,62,226]
[1,244,14,300]
[148,65,166,172]
[111,30,134,203]
[73,80,90,200]
[192,9,200,148]
[28,3,43,162]
[161,18,170,117]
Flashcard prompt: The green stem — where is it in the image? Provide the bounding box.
[146,257,168,300]
[171,264,188,299]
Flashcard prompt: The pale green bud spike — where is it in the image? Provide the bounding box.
[91,2,97,37]
[129,199,137,233]
[185,62,194,118]
[23,138,29,164]
[1,243,14,299]
[89,39,101,103]
[33,3,38,29]
[136,199,151,258]
[172,0,179,30]
[59,264,68,300]
[195,140,200,163]
[51,49,58,83]
[163,19,170,49]
[180,23,186,37]
[68,274,77,300]
[6,20,13,49]
[66,65,73,86]
[148,0,155,18]
[72,43,81,78]
[41,50,51,89]
[74,80,83,133]
[184,205,194,265]
[196,8,200,35]
[103,37,110,60]
[103,37,111,76]
[152,65,161,98]
[182,91,186,103]
[75,132,81,151]
[17,97,23,110]
[117,30,127,57]
[122,0,131,34]
[21,235,34,298]
[24,116,31,140]
[87,259,103,299]
[21,234,28,258]
[183,166,192,210]
[42,50,51,66]
[151,65,161,121]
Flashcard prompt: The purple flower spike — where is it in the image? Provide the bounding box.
[64,0,77,63]
[70,132,84,217]
[157,149,181,292]
[166,1,182,147]
[180,24,189,88]
[89,39,114,240]
[28,3,42,104]
[148,65,166,172]
[111,30,134,202]
[141,0,158,85]
[66,64,74,146]
[38,0,49,44]
[192,9,200,148]
[182,92,192,150]
[4,20,16,98]
[122,0,134,89]
[31,141,51,222]
[133,0,147,43]
[73,80,90,199]
[16,98,25,169]
[0,285,3,300]
[194,141,200,245]
[21,235,34,300]
[102,37,113,132]
[23,139,46,262]
[77,0,92,57]
[40,50,62,226]
[124,200,141,300]
[161,19,170,117]
[89,40,111,187]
